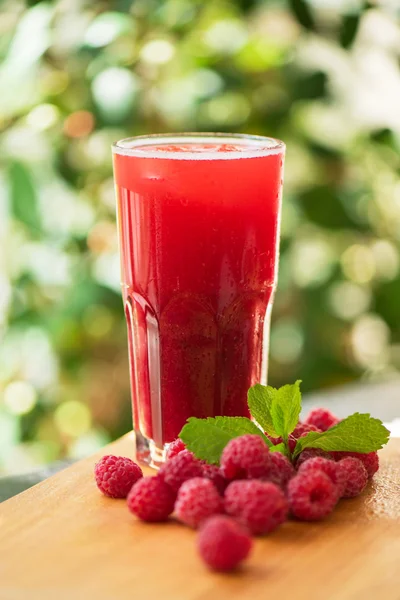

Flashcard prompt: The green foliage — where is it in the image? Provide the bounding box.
[179,416,271,464]
[288,0,316,31]
[179,382,389,464]
[0,0,399,473]
[339,12,362,49]
[293,414,390,458]
[9,162,41,235]
[248,381,302,440]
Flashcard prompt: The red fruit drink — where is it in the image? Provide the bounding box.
[112,134,285,465]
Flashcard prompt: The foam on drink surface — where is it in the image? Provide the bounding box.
[136,143,256,153]
[129,141,282,160]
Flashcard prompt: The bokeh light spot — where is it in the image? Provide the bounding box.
[341,244,375,284]
[291,237,335,287]
[204,20,247,54]
[329,281,371,321]
[84,12,134,48]
[199,92,251,126]
[4,381,37,415]
[92,68,138,121]
[83,304,113,338]
[63,111,95,138]
[371,239,399,280]
[351,314,390,369]
[26,104,59,130]
[140,39,175,64]
[54,401,92,437]
[271,319,304,364]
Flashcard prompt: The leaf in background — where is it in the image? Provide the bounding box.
[339,13,361,49]
[269,380,302,440]
[299,186,356,229]
[0,4,53,117]
[179,416,272,464]
[248,383,277,436]
[288,0,316,31]
[293,413,390,458]
[83,12,136,49]
[9,161,41,235]
[293,71,328,101]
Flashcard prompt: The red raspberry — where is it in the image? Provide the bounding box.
[224,480,288,535]
[305,408,339,432]
[220,435,271,480]
[127,476,175,522]
[288,423,322,453]
[197,516,252,571]
[267,434,283,446]
[293,422,321,437]
[264,451,295,490]
[287,471,338,521]
[94,455,143,498]
[175,477,223,528]
[166,438,186,460]
[333,451,379,478]
[298,457,346,497]
[338,457,368,498]
[159,449,203,492]
[201,463,228,495]
[296,448,334,468]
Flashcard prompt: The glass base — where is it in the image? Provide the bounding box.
[135,430,167,469]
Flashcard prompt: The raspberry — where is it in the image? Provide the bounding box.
[267,434,283,446]
[166,438,186,460]
[127,476,176,522]
[264,451,295,490]
[293,422,321,437]
[287,471,338,521]
[175,477,222,528]
[94,455,143,498]
[197,516,252,571]
[338,457,368,498]
[201,463,228,495]
[224,480,288,535]
[159,449,203,492]
[296,448,334,468]
[333,451,379,478]
[360,451,379,478]
[305,408,339,432]
[288,423,322,453]
[220,435,271,480]
[298,457,346,497]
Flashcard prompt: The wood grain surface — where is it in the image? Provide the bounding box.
[0,434,399,600]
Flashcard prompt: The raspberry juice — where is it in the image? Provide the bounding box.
[112,134,285,465]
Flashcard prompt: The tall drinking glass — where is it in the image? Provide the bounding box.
[112,133,285,466]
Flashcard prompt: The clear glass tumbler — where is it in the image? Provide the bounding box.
[112,133,285,466]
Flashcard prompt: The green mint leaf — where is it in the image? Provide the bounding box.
[269,380,302,440]
[293,413,390,459]
[247,383,277,436]
[179,416,272,464]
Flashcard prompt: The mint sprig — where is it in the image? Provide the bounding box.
[179,416,272,465]
[247,384,277,436]
[179,381,390,465]
[292,413,390,459]
[247,381,301,441]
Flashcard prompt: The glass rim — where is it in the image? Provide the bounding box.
[112,132,285,160]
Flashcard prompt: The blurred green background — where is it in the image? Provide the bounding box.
[1,0,400,474]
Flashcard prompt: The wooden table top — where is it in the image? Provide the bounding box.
[0,433,399,600]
